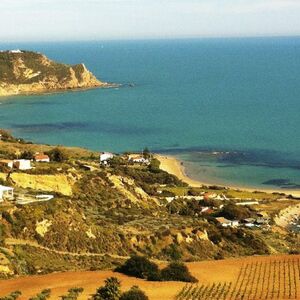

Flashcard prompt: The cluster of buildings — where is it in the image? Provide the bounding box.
[0,153,50,203]
[99,152,150,166]
[216,215,270,228]
[0,153,50,171]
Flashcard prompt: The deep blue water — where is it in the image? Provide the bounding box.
[0,37,300,190]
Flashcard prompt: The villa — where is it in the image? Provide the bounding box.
[34,153,50,162]
[216,217,239,228]
[128,154,149,164]
[0,185,14,202]
[13,159,32,170]
[100,152,114,165]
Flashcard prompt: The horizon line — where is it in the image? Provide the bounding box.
[1,34,300,44]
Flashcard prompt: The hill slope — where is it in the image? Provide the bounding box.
[0,50,109,96]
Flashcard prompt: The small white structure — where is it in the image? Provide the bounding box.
[0,185,14,202]
[216,217,239,228]
[236,201,259,206]
[34,153,50,162]
[9,49,23,53]
[128,154,149,164]
[0,159,14,169]
[100,152,114,165]
[13,159,32,170]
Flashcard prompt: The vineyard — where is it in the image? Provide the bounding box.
[176,257,300,300]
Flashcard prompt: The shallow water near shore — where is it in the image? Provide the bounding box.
[0,37,300,190]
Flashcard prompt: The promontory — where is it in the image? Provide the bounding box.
[0,50,110,97]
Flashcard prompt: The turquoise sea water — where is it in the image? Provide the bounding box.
[0,38,300,190]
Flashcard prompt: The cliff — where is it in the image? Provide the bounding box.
[0,50,109,96]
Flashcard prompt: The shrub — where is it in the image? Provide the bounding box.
[115,256,160,280]
[46,148,68,162]
[120,286,149,300]
[20,150,34,160]
[160,262,198,283]
[162,244,182,261]
[60,287,83,300]
[0,291,22,300]
[219,204,252,220]
[92,277,121,300]
[29,289,51,300]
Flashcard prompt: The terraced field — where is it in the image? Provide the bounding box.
[176,257,300,300]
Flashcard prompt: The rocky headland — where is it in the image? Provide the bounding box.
[0,50,111,97]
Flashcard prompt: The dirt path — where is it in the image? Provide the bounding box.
[4,238,129,260]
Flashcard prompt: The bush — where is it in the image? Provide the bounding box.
[219,204,252,220]
[20,150,34,160]
[46,148,68,162]
[0,291,22,300]
[120,286,149,300]
[115,256,160,280]
[60,287,83,300]
[160,262,198,283]
[29,289,51,300]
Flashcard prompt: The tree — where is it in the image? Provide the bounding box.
[46,147,68,162]
[142,148,150,159]
[92,277,121,300]
[115,255,160,280]
[120,286,149,300]
[20,150,34,160]
[161,262,198,283]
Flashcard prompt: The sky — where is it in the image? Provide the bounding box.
[1,0,300,41]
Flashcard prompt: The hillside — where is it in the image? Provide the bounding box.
[0,130,299,281]
[0,50,110,96]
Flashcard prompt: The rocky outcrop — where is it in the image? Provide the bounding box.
[0,50,111,97]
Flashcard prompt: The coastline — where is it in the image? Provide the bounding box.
[155,154,300,198]
[0,82,119,99]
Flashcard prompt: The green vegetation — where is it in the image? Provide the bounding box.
[120,286,149,300]
[92,278,149,300]
[116,256,198,283]
[160,262,198,283]
[115,256,160,280]
[29,289,51,300]
[0,291,21,300]
[92,277,121,300]
[60,287,83,300]
[45,147,68,162]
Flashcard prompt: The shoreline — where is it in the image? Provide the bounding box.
[0,82,120,99]
[155,154,300,198]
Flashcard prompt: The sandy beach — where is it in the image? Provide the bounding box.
[155,154,300,198]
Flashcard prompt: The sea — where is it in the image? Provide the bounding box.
[0,37,300,191]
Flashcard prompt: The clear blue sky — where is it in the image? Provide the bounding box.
[1,0,300,41]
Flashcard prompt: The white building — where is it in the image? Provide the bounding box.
[34,153,50,162]
[0,159,14,169]
[100,152,114,164]
[216,217,239,228]
[128,154,149,164]
[0,185,14,202]
[13,159,32,170]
